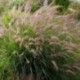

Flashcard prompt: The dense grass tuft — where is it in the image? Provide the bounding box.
[0,24,80,80]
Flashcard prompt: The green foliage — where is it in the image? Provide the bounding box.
[31,0,40,13]
[0,0,10,15]
[75,5,80,20]
[70,2,80,20]
[9,0,26,8]
[55,0,70,13]
[2,12,13,27]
